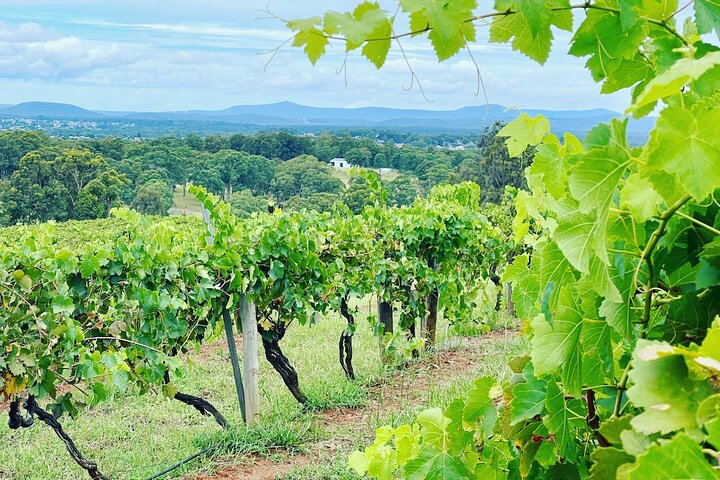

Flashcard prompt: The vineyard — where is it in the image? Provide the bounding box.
[2,0,720,479]
[281,0,720,479]
[1,181,509,478]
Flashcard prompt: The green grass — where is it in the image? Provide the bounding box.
[0,301,525,480]
[172,185,204,216]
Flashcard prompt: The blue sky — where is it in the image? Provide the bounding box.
[0,1,629,112]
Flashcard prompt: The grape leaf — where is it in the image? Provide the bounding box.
[527,134,569,200]
[463,377,496,422]
[569,10,646,85]
[619,433,718,480]
[510,364,547,424]
[324,2,390,50]
[694,0,720,35]
[569,119,630,215]
[543,379,584,461]
[554,210,599,274]
[627,341,713,435]
[489,0,571,64]
[646,104,720,201]
[400,0,477,60]
[619,174,664,223]
[288,17,329,65]
[628,52,720,112]
[498,113,550,157]
[589,447,634,480]
[531,286,583,377]
[404,444,472,479]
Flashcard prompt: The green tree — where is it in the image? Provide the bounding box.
[284,192,343,212]
[228,189,269,218]
[131,179,172,216]
[387,172,421,206]
[270,155,344,202]
[74,170,130,220]
[0,130,52,178]
[343,175,376,214]
[3,148,69,223]
[344,147,373,167]
[56,148,107,211]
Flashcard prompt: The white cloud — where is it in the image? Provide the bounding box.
[0,22,140,78]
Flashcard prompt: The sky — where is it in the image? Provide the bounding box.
[0,1,630,112]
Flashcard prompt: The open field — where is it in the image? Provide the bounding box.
[172,186,204,216]
[0,301,524,480]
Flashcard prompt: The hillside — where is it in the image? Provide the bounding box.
[0,100,655,140]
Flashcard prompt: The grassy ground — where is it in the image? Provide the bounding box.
[172,186,204,216]
[0,301,525,480]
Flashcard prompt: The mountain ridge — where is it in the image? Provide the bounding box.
[0,101,654,139]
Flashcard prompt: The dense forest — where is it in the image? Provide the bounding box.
[0,124,528,226]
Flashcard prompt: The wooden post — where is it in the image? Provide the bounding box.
[506,283,515,316]
[239,294,260,425]
[203,207,248,422]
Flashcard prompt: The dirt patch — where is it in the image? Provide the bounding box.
[189,329,516,480]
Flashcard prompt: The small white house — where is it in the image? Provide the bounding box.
[329,157,355,169]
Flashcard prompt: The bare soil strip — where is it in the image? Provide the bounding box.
[191,329,516,480]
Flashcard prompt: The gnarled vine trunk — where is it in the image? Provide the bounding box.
[424,256,438,346]
[261,322,307,405]
[378,299,394,335]
[9,396,109,480]
[338,295,355,380]
[163,368,228,428]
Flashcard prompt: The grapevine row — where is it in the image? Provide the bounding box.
[0,181,504,478]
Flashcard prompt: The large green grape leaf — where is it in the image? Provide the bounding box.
[627,341,713,435]
[400,0,477,60]
[581,318,614,374]
[707,417,720,449]
[404,444,472,479]
[498,113,550,157]
[628,52,720,112]
[646,104,720,201]
[695,0,720,35]
[489,0,560,63]
[619,174,664,223]
[463,376,495,423]
[589,257,622,303]
[531,286,583,377]
[569,10,646,84]
[543,379,584,461]
[554,210,600,274]
[324,2,390,50]
[510,364,547,424]
[601,57,653,94]
[618,433,718,480]
[642,0,679,19]
[569,119,630,215]
[288,17,329,65]
[589,447,634,480]
[527,134,570,200]
[532,241,576,314]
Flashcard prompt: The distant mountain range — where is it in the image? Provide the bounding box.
[0,101,655,140]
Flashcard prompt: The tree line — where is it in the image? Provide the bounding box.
[0,124,529,226]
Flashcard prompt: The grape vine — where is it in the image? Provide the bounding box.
[283,0,720,478]
[1,182,502,477]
